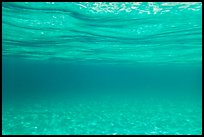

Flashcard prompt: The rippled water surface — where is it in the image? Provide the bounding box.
[2,2,202,64]
[2,2,202,135]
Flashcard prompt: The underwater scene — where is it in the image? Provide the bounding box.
[2,2,202,135]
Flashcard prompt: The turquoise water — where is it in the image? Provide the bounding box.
[2,2,202,135]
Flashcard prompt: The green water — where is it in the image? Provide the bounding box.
[2,2,202,135]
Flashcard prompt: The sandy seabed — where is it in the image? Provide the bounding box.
[2,97,202,135]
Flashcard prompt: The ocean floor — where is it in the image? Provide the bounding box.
[2,96,202,135]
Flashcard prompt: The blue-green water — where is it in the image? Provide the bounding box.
[2,2,202,135]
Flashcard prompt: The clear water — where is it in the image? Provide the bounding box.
[2,2,202,135]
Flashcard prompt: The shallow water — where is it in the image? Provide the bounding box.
[2,2,202,135]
